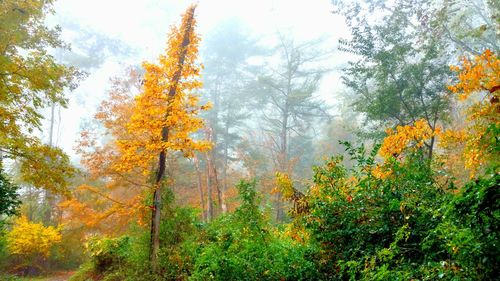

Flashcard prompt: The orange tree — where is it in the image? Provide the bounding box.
[59,68,149,235]
[115,5,210,268]
[442,49,499,178]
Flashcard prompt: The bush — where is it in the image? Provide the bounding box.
[85,235,131,273]
[302,142,499,280]
[188,180,318,280]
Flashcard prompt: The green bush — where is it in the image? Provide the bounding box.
[85,235,131,273]
[302,142,499,280]
[188,180,318,280]
[71,146,498,281]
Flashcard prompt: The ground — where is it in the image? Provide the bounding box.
[1,271,74,281]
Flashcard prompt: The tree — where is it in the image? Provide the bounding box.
[6,216,61,273]
[0,0,80,193]
[436,0,499,55]
[116,5,210,269]
[200,19,263,216]
[335,0,452,159]
[0,168,20,221]
[440,49,499,178]
[60,68,148,235]
[257,36,330,221]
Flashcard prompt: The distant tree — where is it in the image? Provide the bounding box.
[435,0,499,55]
[258,35,330,221]
[201,19,263,215]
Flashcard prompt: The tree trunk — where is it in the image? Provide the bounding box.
[221,123,229,213]
[276,108,288,223]
[210,149,223,214]
[44,102,56,224]
[206,155,214,221]
[149,5,196,271]
[428,135,435,160]
[194,155,206,222]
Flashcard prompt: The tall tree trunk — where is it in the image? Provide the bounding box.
[210,148,223,214]
[221,122,229,214]
[150,5,196,270]
[276,108,288,223]
[44,102,56,224]
[194,155,206,222]
[214,163,223,213]
[205,126,223,218]
[206,155,214,221]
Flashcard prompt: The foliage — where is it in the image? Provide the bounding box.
[0,168,20,219]
[379,119,440,160]
[0,0,80,193]
[428,174,499,280]
[60,68,148,235]
[4,1,499,280]
[441,49,499,177]
[116,5,211,176]
[6,216,61,273]
[305,143,442,279]
[335,0,451,149]
[188,180,318,280]
[85,236,131,274]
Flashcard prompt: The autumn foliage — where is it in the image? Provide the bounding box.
[2,1,500,280]
[6,216,62,272]
[117,6,210,176]
[442,49,499,177]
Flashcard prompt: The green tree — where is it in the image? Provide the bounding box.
[257,36,330,221]
[0,168,20,221]
[201,19,264,216]
[335,0,452,158]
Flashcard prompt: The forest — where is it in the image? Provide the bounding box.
[0,0,499,280]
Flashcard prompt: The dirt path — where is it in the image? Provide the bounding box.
[44,271,74,281]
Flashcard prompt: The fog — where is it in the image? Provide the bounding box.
[43,0,353,158]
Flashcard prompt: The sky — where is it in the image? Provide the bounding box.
[43,0,354,161]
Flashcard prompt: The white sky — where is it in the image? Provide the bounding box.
[43,0,354,160]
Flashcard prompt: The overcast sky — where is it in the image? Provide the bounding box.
[43,0,353,161]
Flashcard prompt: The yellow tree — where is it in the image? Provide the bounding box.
[0,0,80,194]
[373,50,499,182]
[116,5,210,268]
[442,49,499,178]
[6,216,62,271]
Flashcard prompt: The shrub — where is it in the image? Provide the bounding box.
[6,216,62,275]
[85,235,131,273]
[188,180,318,280]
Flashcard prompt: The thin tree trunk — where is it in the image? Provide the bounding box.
[428,135,435,160]
[206,155,214,221]
[276,107,288,223]
[211,149,223,214]
[150,6,196,270]
[221,124,229,214]
[194,155,206,222]
[45,102,56,224]
[205,126,223,218]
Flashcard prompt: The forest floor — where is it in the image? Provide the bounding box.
[44,271,74,281]
[2,271,74,281]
